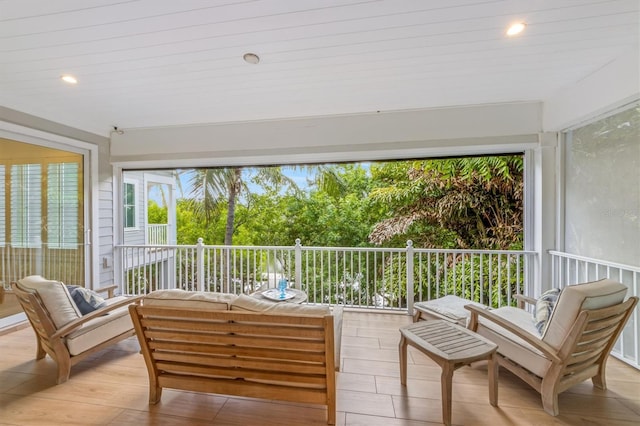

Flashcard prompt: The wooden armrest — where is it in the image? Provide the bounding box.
[53,295,144,339]
[514,294,537,309]
[94,285,118,298]
[464,304,562,363]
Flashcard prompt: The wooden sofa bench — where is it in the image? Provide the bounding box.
[129,290,342,424]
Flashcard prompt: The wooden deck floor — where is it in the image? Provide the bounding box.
[1,311,639,425]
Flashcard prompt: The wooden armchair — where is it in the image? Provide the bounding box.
[12,275,142,384]
[465,279,637,416]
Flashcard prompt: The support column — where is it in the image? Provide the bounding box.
[528,132,560,295]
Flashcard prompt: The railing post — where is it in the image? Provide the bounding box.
[406,240,414,315]
[196,238,205,292]
[114,245,123,295]
[294,238,302,289]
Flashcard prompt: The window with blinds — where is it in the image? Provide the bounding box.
[7,163,80,248]
[47,162,80,249]
[1,138,85,306]
[10,164,42,248]
[0,165,4,246]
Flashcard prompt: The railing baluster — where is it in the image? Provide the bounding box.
[488,253,493,307]
[406,241,414,314]
[497,254,502,307]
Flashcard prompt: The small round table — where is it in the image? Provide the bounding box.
[250,287,308,304]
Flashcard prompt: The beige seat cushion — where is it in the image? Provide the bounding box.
[543,279,628,350]
[231,294,330,315]
[18,275,81,328]
[143,289,238,310]
[476,306,551,377]
[415,295,485,325]
[66,296,132,355]
[331,305,344,370]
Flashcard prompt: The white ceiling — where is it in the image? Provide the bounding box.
[0,0,638,137]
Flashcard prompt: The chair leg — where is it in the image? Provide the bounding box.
[56,358,71,384]
[541,379,560,416]
[592,367,607,389]
[399,335,408,385]
[149,385,163,404]
[591,357,608,389]
[35,338,46,360]
[327,396,336,425]
[412,310,422,322]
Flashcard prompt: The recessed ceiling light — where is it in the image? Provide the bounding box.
[506,22,526,36]
[243,53,260,64]
[61,74,78,84]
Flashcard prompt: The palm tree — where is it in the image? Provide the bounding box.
[186,166,299,245]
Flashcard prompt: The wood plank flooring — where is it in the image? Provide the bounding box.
[1,311,639,425]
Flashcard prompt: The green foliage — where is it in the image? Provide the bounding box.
[368,155,524,249]
[430,253,524,307]
[210,163,386,248]
[147,200,167,224]
[150,158,525,251]
[371,251,525,308]
[176,199,223,244]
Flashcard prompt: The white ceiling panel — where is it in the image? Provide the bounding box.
[0,0,638,136]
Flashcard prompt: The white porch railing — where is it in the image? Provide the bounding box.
[549,250,640,369]
[146,224,168,245]
[117,239,536,313]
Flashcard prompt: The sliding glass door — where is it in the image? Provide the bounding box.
[1,138,86,323]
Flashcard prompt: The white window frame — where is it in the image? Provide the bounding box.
[123,179,138,231]
[0,165,4,247]
[0,121,97,329]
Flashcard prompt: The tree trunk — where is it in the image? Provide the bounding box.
[224,168,242,245]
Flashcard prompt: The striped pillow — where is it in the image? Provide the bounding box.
[534,288,562,334]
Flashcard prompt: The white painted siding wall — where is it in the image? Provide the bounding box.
[94,131,114,288]
[122,171,146,246]
[98,181,114,285]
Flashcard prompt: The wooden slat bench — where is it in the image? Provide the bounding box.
[129,302,337,424]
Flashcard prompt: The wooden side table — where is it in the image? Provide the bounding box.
[399,320,498,426]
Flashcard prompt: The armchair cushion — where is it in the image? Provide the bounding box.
[477,306,551,376]
[18,275,81,328]
[543,279,628,349]
[66,298,132,356]
[143,289,237,310]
